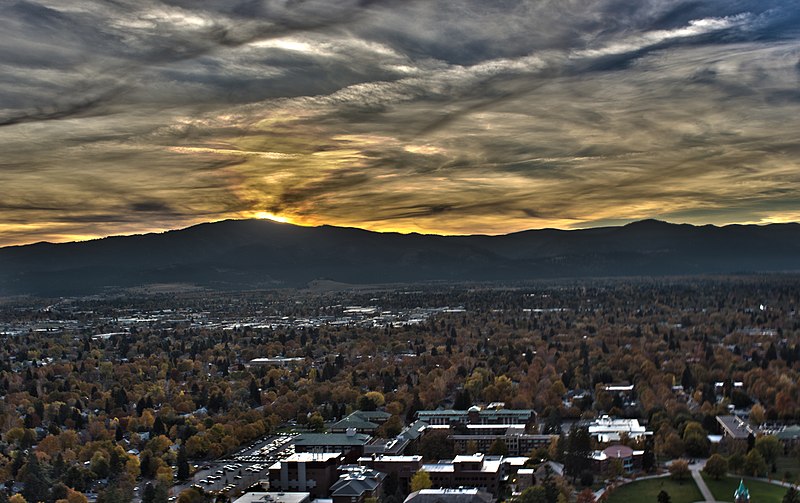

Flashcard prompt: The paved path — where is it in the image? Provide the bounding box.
[692,468,716,502]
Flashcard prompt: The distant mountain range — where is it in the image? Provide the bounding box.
[1,219,799,296]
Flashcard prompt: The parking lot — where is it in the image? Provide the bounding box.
[170,433,298,500]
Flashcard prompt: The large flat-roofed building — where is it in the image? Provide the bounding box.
[423,454,503,496]
[293,432,372,463]
[717,415,754,440]
[233,493,311,503]
[404,488,494,503]
[449,424,554,456]
[247,357,306,367]
[587,415,650,443]
[267,452,343,498]
[417,406,535,429]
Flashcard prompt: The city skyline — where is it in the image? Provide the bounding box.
[2,0,800,246]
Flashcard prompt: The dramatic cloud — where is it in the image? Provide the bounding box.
[1,0,800,245]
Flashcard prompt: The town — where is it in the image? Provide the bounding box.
[1,276,799,503]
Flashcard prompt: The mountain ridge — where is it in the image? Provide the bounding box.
[1,219,799,296]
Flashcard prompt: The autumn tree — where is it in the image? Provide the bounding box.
[703,454,728,480]
[669,460,690,481]
[410,470,432,492]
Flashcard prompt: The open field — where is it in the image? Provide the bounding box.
[701,475,788,503]
[605,477,703,503]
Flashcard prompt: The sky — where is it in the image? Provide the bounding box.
[1,0,800,246]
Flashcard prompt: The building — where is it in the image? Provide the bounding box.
[417,407,535,429]
[330,466,386,503]
[450,424,554,456]
[247,357,306,367]
[268,452,343,498]
[331,411,392,434]
[589,445,643,476]
[717,415,753,441]
[233,493,311,503]
[423,454,503,496]
[293,431,372,463]
[358,455,423,493]
[404,488,494,503]
[587,416,650,443]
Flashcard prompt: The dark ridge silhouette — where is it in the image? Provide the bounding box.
[1,219,799,295]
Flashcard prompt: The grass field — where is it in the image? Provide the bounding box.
[776,456,800,484]
[701,475,789,503]
[605,477,703,503]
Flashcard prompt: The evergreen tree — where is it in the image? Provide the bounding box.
[783,487,800,503]
[249,378,261,406]
[21,454,51,503]
[177,444,190,480]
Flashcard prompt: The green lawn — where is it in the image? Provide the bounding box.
[776,456,800,484]
[701,475,789,503]
[605,477,703,503]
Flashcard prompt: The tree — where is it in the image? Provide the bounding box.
[565,426,592,481]
[248,378,261,406]
[21,454,51,503]
[177,488,205,503]
[744,449,767,477]
[410,470,432,492]
[417,430,454,460]
[177,444,190,480]
[576,489,595,503]
[308,412,325,432]
[669,460,690,481]
[755,435,781,466]
[489,438,509,456]
[658,490,671,503]
[783,487,800,503]
[703,454,728,480]
[516,486,548,503]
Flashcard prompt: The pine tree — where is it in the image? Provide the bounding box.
[21,454,51,503]
[177,444,190,480]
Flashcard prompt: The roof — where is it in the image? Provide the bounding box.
[717,415,753,439]
[404,488,494,503]
[330,467,385,497]
[776,425,800,440]
[294,432,371,446]
[281,452,343,463]
[330,415,379,431]
[602,445,634,458]
[232,493,311,503]
[355,410,392,421]
[734,480,750,501]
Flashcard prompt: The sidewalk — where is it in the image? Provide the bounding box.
[692,469,716,502]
